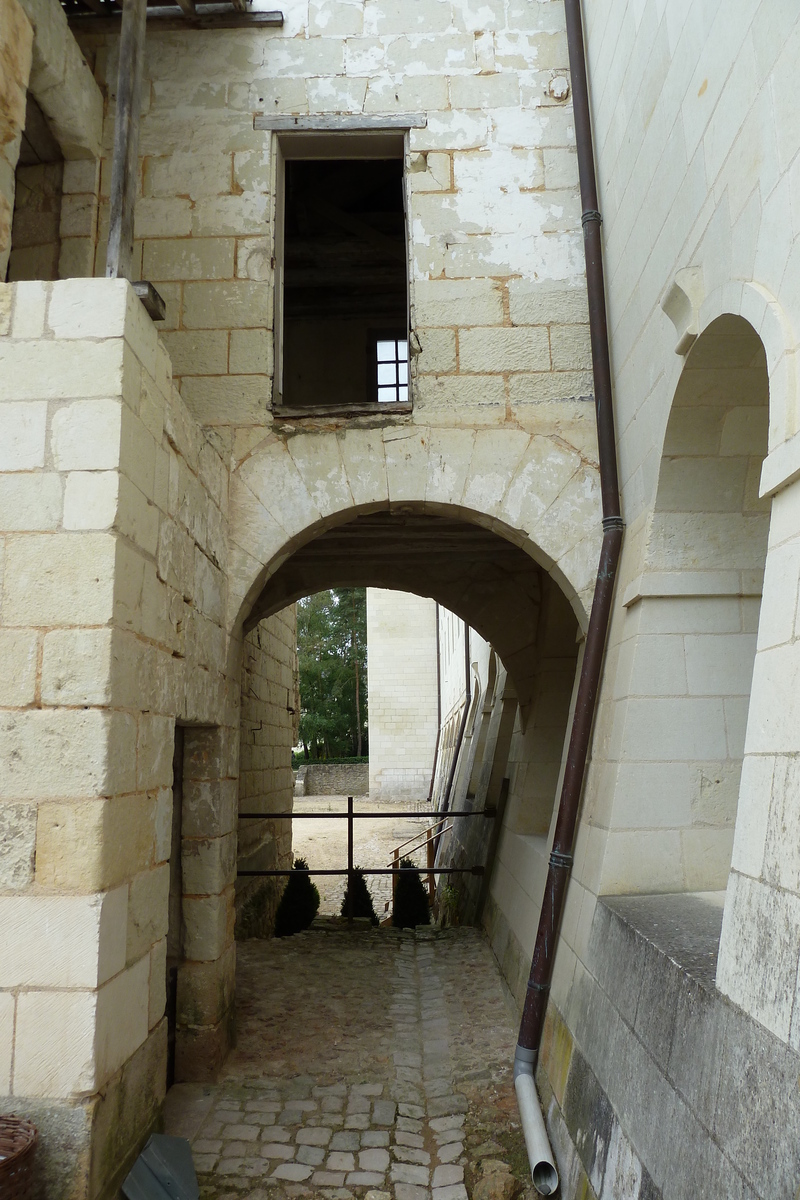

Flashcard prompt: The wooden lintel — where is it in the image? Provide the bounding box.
[274,402,413,420]
[255,114,427,132]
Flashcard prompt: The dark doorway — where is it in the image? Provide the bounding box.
[166,724,184,1089]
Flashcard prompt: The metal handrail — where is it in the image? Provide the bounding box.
[237,796,494,921]
[390,814,451,858]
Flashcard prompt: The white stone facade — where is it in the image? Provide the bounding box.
[366,588,438,801]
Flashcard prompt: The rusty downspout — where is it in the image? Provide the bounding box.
[513,0,624,1185]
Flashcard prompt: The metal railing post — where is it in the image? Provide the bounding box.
[346,795,354,923]
[392,848,399,910]
[426,831,435,901]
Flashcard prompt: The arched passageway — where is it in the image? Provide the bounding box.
[232,504,583,944]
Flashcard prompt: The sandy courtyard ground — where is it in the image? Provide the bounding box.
[290,794,434,918]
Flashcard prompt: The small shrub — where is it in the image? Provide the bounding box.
[392,857,431,929]
[341,867,379,924]
[437,882,460,928]
[274,858,320,937]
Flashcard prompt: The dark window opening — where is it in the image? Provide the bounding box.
[7,94,64,283]
[279,155,408,411]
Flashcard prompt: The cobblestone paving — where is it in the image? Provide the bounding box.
[166,925,532,1200]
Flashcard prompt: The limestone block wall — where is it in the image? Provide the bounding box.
[367,588,438,800]
[236,607,297,937]
[0,278,236,1200]
[1,0,103,281]
[0,0,33,278]
[73,1,594,436]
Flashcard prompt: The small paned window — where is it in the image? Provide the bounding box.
[376,336,409,403]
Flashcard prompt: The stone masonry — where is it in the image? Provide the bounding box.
[367,589,438,801]
[3,3,800,1199]
[236,608,298,937]
[166,925,530,1200]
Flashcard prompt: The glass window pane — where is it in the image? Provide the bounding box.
[397,340,408,360]
[378,386,396,403]
[376,340,395,362]
[377,362,396,385]
[398,361,408,385]
[398,385,409,403]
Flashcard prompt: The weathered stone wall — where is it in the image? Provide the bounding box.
[0,277,235,1200]
[299,762,369,797]
[236,607,297,937]
[0,0,33,278]
[367,588,438,800]
[8,160,63,281]
[1,0,103,281]
[75,2,593,436]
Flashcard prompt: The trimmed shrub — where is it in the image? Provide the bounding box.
[341,867,379,925]
[392,857,431,929]
[274,858,320,937]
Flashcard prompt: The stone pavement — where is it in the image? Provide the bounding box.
[166,925,533,1200]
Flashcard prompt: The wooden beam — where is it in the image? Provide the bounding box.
[105,0,147,281]
[174,0,196,14]
[230,0,246,10]
[67,7,283,28]
[255,113,427,132]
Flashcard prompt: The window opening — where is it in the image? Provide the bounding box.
[376,334,409,403]
[277,148,408,411]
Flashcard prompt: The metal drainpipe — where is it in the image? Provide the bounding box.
[427,603,442,804]
[513,0,624,1193]
[440,618,472,818]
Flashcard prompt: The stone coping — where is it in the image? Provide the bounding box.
[600,890,725,990]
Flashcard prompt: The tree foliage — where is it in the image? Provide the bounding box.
[297,588,368,759]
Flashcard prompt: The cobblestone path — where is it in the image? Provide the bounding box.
[166,925,531,1200]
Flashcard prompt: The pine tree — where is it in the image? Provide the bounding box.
[392,857,431,928]
[341,867,379,924]
[274,858,320,937]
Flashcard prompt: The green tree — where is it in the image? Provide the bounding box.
[297,588,368,759]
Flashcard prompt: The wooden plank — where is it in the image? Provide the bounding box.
[105,0,147,281]
[230,0,246,10]
[174,0,196,14]
[255,113,427,132]
[68,7,282,28]
[132,281,166,320]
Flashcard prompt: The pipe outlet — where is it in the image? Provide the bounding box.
[513,1049,559,1196]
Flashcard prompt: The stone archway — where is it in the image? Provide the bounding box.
[227,425,601,641]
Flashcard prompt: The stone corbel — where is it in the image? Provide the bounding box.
[661,266,705,355]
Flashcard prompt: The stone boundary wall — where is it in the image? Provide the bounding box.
[298,763,369,797]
